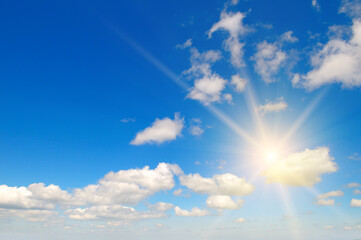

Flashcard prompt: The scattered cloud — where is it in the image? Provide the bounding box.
[354,189,361,194]
[230,75,248,92]
[184,48,228,105]
[173,188,183,196]
[263,147,337,187]
[315,199,335,206]
[174,206,209,217]
[339,0,361,18]
[312,0,320,11]
[121,118,135,123]
[316,190,344,199]
[295,21,361,90]
[130,113,184,145]
[253,40,287,83]
[208,11,249,68]
[0,209,58,222]
[346,182,361,188]
[324,225,334,229]
[349,152,361,161]
[206,195,243,209]
[180,173,254,196]
[280,31,298,43]
[344,226,353,230]
[351,198,361,207]
[176,39,192,49]
[189,118,206,136]
[257,98,288,115]
[73,163,182,206]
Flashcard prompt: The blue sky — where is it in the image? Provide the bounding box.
[1,0,361,239]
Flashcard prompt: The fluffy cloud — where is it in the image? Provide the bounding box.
[316,190,344,199]
[180,173,254,196]
[73,163,182,206]
[263,147,337,187]
[350,199,361,207]
[65,204,167,220]
[208,11,248,68]
[280,31,298,43]
[206,195,243,209]
[174,206,209,217]
[257,98,288,115]
[189,118,205,136]
[130,113,184,145]
[253,41,287,83]
[230,75,248,92]
[295,21,361,90]
[0,184,67,210]
[184,48,228,105]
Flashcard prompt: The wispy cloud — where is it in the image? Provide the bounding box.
[257,98,288,115]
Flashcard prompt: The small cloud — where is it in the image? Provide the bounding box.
[130,113,184,145]
[173,188,183,196]
[324,225,334,229]
[206,195,243,209]
[189,118,206,136]
[223,93,233,105]
[174,206,209,217]
[312,0,320,11]
[280,31,298,43]
[121,118,135,123]
[316,190,344,199]
[176,39,192,49]
[231,75,248,93]
[346,182,361,188]
[344,226,352,230]
[354,189,361,194]
[257,98,288,116]
[351,199,361,207]
[349,153,361,161]
[315,199,335,206]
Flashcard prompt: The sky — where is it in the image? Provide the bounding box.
[0,0,361,239]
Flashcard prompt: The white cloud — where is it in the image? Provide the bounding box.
[312,0,320,11]
[130,113,184,145]
[324,225,334,229]
[73,163,182,206]
[349,152,361,160]
[315,199,335,206]
[184,48,228,105]
[230,75,248,92]
[280,31,298,43]
[339,0,361,18]
[351,198,361,207]
[344,226,352,230]
[206,195,243,209]
[149,202,174,212]
[316,190,344,199]
[65,205,166,220]
[173,188,183,196]
[263,147,337,187]
[253,41,287,83]
[174,206,209,217]
[295,21,361,90]
[208,11,248,68]
[180,173,254,196]
[257,98,288,115]
[0,184,66,210]
[120,118,135,123]
[189,118,205,136]
[176,39,192,49]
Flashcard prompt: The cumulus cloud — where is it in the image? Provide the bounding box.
[180,173,254,196]
[263,147,337,187]
[184,48,228,105]
[208,11,249,68]
[295,21,361,90]
[174,206,210,217]
[206,195,243,209]
[130,113,184,145]
[351,199,361,207]
[257,98,288,115]
[253,41,287,83]
[230,75,248,92]
[73,163,182,206]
